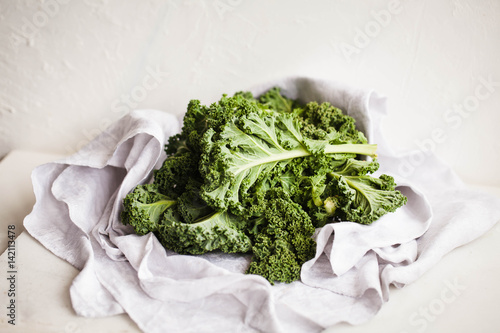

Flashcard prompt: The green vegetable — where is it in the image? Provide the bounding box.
[122,182,252,254]
[295,158,407,227]
[198,109,378,215]
[121,184,176,235]
[246,189,316,284]
[121,87,407,284]
[158,209,252,255]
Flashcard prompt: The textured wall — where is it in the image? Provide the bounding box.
[1,0,500,185]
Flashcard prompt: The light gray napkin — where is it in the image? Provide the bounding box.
[24,78,500,333]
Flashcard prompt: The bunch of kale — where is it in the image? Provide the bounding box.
[121,88,407,284]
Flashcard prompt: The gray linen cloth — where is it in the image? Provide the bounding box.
[24,77,500,333]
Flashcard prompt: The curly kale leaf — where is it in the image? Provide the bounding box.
[180,94,262,152]
[298,101,368,145]
[154,150,200,198]
[121,184,176,235]
[295,158,407,227]
[122,183,252,255]
[246,189,316,284]
[156,94,264,197]
[257,87,298,114]
[325,172,407,225]
[158,210,252,255]
[199,110,377,214]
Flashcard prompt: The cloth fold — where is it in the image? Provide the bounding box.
[24,78,500,333]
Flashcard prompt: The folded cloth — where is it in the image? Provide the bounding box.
[24,77,500,333]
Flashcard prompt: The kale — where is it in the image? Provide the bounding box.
[121,87,407,284]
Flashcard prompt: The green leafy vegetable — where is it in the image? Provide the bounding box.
[199,110,378,215]
[121,184,176,235]
[246,189,316,284]
[158,210,252,255]
[121,87,407,284]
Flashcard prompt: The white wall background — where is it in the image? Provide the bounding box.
[1,0,499,186]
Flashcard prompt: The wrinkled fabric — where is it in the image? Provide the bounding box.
[24,78,500,333]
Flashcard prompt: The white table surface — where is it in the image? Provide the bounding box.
[0,150,499,333]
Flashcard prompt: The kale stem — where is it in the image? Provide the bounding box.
[233,144,377,175]
[324,143,378,158]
